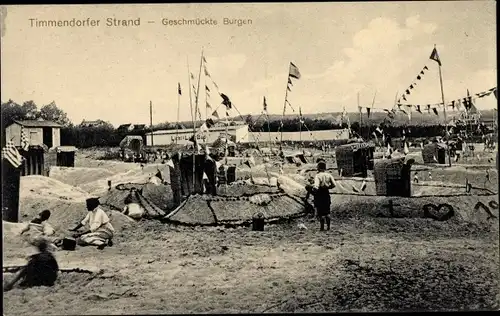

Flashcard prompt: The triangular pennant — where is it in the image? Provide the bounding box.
[206,101,212,109]
[204,67,211,77]
[417,75,422,80]
[288,78,293,86]
[402,95,407,101]
[416,105,422,113]
[426,104,431,113]
[450,100,455,109]
[420,70,425,75]
[432,108,438,115]
[409,84,414,89]
[366,107,371,118]
[211,110,219,119]
[405,89,410,95]
[404,142,409,155]
[429,47,442,66]
[424,65,429,70]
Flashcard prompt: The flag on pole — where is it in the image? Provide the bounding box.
[211,110,219,119]
[220,93,232,109]
[366,107,371,118]
[263,96,267,113]
[386,143,392,157]
[165,159,175,168]
[205,85,210,92]
[206,101,212,109]
[204,68,210,77]
[20,126,30,151]
[430,47,442,66]
[288,62,301,79]
[178,83,182,95]
[1,140,23,168]
[202,56,207,64]
[288,78,293,86]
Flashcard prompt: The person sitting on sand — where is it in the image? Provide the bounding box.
[312,161,336,231]
[3,239,59,292]
[69,198,114,250]
[20,210,57,247]
[122,188,145,220]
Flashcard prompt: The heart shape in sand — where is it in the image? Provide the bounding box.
[423,203,455,221]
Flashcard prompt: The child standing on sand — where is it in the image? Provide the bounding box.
[312,161,336,231]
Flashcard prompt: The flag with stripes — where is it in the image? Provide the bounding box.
[1,140,23,168]
[21,126,30,151]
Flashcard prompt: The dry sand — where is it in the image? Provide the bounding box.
[3,147,499,314]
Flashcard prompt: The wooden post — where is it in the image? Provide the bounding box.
[150,101,154,147]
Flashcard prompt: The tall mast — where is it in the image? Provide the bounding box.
[149,100,154,146]
[280,64,290,151]
[187,57,196,192]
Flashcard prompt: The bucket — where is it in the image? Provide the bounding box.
[252,212,265,231]
[62,237,76,251]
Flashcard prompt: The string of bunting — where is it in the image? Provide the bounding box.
[364,86,497,120]
[396,86,497,115]
[398,65,430,103]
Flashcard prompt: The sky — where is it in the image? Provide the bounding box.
[1,2,497,127]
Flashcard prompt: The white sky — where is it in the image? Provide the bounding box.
[1,2,497,127]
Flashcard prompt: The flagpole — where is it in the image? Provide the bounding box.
[176,84,180,145]
[280,64,290,151]
[299,109,302,147]
[150,101,154,147]
[358,92,362,140]
[267,113,272,152]
[434,44,451,166]
[187,57,196,192]
[192,48,204,192]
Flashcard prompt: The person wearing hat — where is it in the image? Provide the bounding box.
[69,198,115,250]
[312,161,336,231]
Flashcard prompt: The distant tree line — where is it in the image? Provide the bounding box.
[1,100,148,148]
[2,99,490,148]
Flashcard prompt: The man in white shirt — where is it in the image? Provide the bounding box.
[312,161,336,231]
[70,198,115,250]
